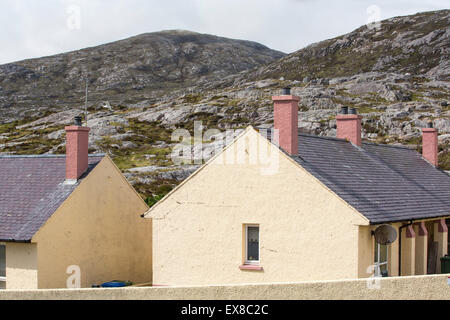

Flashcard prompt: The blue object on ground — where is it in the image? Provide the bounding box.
[100,280,132,288]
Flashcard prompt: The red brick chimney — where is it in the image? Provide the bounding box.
[422,121,438,166]
[272,88,299,155]
[65,116,90,181]
[336,107,362,146]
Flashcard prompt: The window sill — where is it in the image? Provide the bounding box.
[239,264,263,271]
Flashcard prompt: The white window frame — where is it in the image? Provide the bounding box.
[374,242,388,277]
[244,224,260,265]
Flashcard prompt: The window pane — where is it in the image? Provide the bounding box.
[374,243,379,261]
[374,243,388,264]
[0,245,5,277]
[379,244,388,263]
[247,227,259,261]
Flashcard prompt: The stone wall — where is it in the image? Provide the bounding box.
[0,274,448,300]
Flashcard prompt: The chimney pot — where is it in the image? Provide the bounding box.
[349,108,357,115]
[74,116,83,126]
[340,106,348,114]
[427,121,433,128]
[282,87,291,95]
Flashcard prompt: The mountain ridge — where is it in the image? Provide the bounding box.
[0,30,285,122]
[241,9,449,82]
[3,29,283,64]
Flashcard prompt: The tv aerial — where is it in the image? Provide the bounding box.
[84,77,88,126]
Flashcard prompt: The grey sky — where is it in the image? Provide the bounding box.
[0,0,448,64]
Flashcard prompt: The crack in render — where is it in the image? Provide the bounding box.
[153,201,239,220]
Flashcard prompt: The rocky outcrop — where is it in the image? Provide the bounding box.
[243,10,450,82]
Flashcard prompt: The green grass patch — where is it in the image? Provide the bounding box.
[357,106,381,114]
[183,93,204,104]
[126,118,173,144]
[132,178,178,203]
[2,137,63,155]
[96,119,176,170]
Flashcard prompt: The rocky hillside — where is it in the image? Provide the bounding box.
[242,9,449,82]
[0,10,449,204]
[0,30,285,123]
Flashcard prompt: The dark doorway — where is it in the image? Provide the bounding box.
[0,245,5,289]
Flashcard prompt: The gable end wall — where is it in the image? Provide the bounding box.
[151,128,368,286]
[32,156,152,289]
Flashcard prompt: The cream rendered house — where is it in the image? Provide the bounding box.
[0,117,152,289]
[145,90,450,286]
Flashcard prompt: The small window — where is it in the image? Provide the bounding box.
[245,225,259,265]
[374,242,388,277]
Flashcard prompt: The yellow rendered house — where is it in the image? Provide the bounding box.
[145,90,450,286]
[0,118,152,289]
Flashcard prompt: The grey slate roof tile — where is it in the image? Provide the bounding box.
[0,155,104,242]
[261,129,450,224]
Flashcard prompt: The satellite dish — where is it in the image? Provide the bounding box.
[374,224,397,245]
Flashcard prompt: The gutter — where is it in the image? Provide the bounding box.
[369,213,450,225]
[0,239,32,243]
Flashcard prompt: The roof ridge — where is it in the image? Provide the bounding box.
[255,126,350,143]
[258,126,417,150]
[299,133,417,150]
[362,141,416,150]
[298,132,348,142]
[0,153,106,158]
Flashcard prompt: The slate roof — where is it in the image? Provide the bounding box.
[0,155,104,242]
[261,129,450,224]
